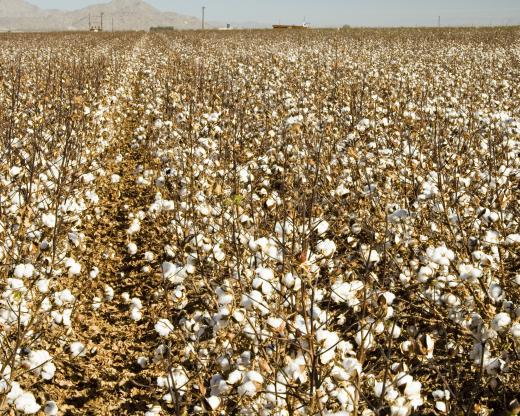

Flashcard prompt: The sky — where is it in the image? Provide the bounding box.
[28,0,520,27]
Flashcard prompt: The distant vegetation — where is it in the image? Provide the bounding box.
[150,26,176,32]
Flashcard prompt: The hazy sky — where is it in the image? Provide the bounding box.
[28,0,520,27]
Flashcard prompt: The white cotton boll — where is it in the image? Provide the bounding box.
[14,392,40,414]
[317,239,336,257]
[144,251,154,262]
[37,279,49,293]
[374,381,384,398]
[127,242,138,256]
[137,357,149,368]
[491,313,511,331]
[213,249,225,262]
[267,317,284,331]
[510,323,520,338]
[396,372,413,387]
[144,405,162,416]
[206,396,221,410]
[404,380,422,398]
[237,381,257,396]
[374,321,385,334]
[104,285,114,301]
[435,401,447,412]
[92,297,102,310]
[315,220,330,236]
[41,362,56,380]
[355,329,373,349]
[70,342,86,358]
[44,401,58,416]
[365,249,380,263]
[390,324,402,339]
[89,267,99,279]
[68,261,81,276]
[161,262,186,284]
[111,174,121,183]
[42,213,57,228]
[10,165,22,177]
[331,280,364,304]
[256,267,274,281]
[130,308,142,321]
[155,318,174,337]
[227,370,242,385]
[505,234,520,245]
[488,283,503,301]
[14,263,34,279]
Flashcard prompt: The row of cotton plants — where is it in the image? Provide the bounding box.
[0,28,518,415]
[0,33,145,414]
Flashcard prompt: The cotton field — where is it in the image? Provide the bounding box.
[0,28,519,415]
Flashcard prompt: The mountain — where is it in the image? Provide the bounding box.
[0,0,203,32]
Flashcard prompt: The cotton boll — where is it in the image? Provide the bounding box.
[14,263,34,279]
[14,392,40,414]
[111,174,121,183]
[435,401,447,413]
[317,239,336,257]
[70,342,86,358]
[104,285,114,301]
[127,242,138,256]
[206,396,221,410]
[237,381,257,396]
[68,261,81,276]
[491,312,511,331]
[404,380,422,398]
[355,329,374,349]
[37,279,49,293]
[130,308,142,321]
[92,297,102,310]
[144,405,162,416]
[89,267,99,279]
[42,213,57,228]
[508,323,520,338]
[505,234,520,245]
[44,401,58,416]
[137,356,149,368]
[155,318,174,337]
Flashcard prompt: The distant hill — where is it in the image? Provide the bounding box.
[0,0,204,31]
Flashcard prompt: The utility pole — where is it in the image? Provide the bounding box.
[112,17,114,32]
[100,12,104,31]
[438,15,441,28]
[89,13,91,30]
[202,6,206,30]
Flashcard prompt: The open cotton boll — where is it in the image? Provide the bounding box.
[161,262,187,284]
[127,242,138,256]
[317,239,336,257]
[104,285,114,301]
[111,174,121,183]
[491,312,511,331]
[14,392,40,414]
[14,263,35,279]
[331,280,364,304]
[155,318,174,336]
[42,213,57,228]
[70,342,86,357]
[89,267,99,279]
[206,395,221,410]
[355,329,374,349]
[505,234,520,245]
[510,323,520,338]
[44,401,58,416]
[428,245,455,266]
